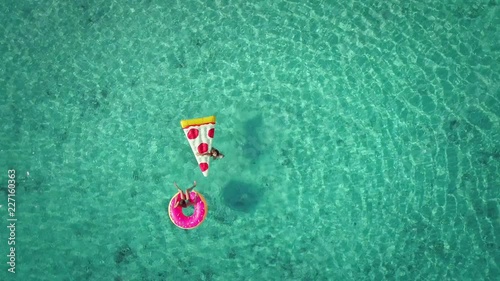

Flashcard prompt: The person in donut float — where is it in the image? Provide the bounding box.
[173,181,197,208]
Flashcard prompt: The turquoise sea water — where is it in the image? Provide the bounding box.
[1,0,499,280]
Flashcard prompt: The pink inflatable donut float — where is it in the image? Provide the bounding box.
[168,191,207,229]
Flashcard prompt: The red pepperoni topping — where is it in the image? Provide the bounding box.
[187,128,199,139]
[199,162,208,172]
[208,128,214,138]
[198,143,209,154]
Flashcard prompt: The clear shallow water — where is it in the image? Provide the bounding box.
[0,0,499,280]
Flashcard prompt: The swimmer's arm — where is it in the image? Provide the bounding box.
[174,200,180,208]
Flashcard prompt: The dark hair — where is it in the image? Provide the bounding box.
[180,200,188,208]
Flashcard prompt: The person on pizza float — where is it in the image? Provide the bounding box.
[198,147,224,159]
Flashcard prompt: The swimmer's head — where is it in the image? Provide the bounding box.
[180,199,188,207]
